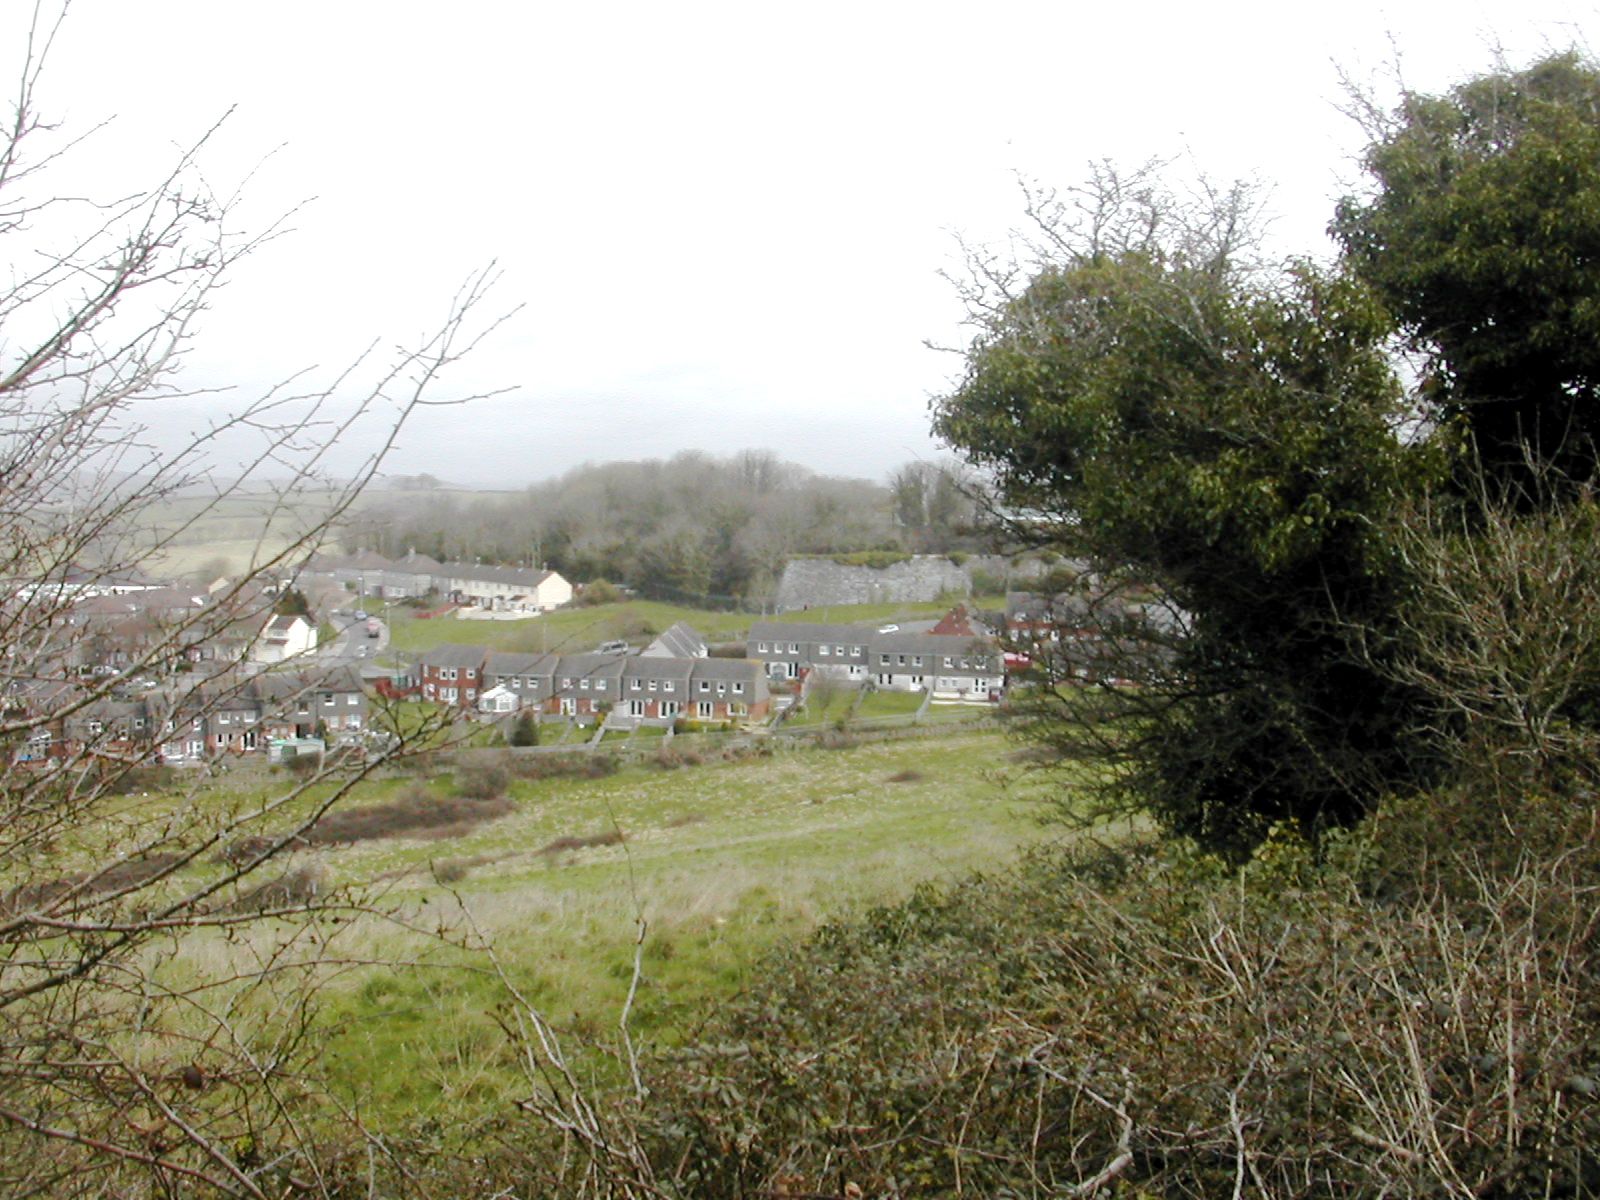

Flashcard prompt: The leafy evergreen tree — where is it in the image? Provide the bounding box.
[936,183,1438,855]
[941,52,1600,856]
[1336,53,1600,492]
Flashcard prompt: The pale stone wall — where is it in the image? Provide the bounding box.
[774,556,971,612]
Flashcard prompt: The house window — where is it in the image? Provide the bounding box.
[443,687,457,703]
[511,677,522,689]
[943,657,953,668]
[580,679,590,690]
[698,701,713,718]
[912,656,923,667]
[850,646,862,657]
[218,713,230,726]
[733,682,744,694]
[322,693,335,707]
[758,641,768,652]
[648,679,658,691]
[443,668,457,681]
[819,645,830,656]
[788,643,799,653]
[244,712,256,723]
[664,681,674,692]
[244,730,258,749]
[834,645,844,656]
[699,681,709,692]
[595,681,606,693]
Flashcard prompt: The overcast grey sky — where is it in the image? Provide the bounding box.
[6,1,1594,487]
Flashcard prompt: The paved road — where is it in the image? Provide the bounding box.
[317,612,391,667]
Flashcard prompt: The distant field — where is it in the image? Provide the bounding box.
[157,727,1070,1122]
[135,485,490,579]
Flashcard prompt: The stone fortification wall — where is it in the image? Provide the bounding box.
[774,556,970,612]
[960,555,1053,586]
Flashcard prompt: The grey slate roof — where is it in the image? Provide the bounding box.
[749,621,875,647]
[417,644,491,670]
[485,651,557,678]
[624,656,693,684]
[643,621,707,659]
[688,657,766,683]
[552,653,626,683]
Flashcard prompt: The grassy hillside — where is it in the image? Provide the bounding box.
[151,727,1062,1123]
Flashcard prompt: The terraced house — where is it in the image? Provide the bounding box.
[160,669,368,761]
[298,552,572,612]
[747,622,1004,702]
[9,667,368,765]
[747,621,873,681]
[417,644,489,709]
[470,648,771,726]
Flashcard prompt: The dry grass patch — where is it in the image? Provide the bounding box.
[226,864,326,913]
[0,852,188,917]
[222,787,515,862]
[538,829,626,856]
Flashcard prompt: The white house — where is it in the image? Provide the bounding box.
[478,683,519,716]
[438,563,572,613]
[252,613,317,665]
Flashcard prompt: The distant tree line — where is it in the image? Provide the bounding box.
[342,450,985,603]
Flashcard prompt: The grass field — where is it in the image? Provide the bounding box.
[383,596,1007,658]
[855,688,926,719]
[156,727,1067,1121]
